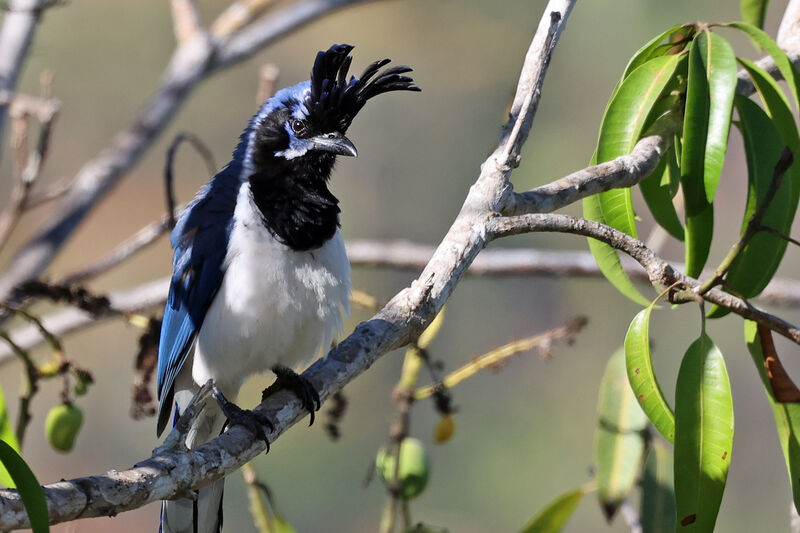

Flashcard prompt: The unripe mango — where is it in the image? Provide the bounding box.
[45,403,83,453]
[376,437,429,500]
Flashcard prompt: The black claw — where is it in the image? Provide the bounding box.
[212,387,273,453]
[262,365,321,426]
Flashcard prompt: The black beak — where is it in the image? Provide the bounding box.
[309,131,358,157]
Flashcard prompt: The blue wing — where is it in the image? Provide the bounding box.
[156,164,242,436]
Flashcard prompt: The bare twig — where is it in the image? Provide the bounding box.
[0,93,59,251]
[0,0,56,154]
[164,132,216,228]
[61,210,179,284]
[0,331,37,446]
[256,63,280,104]
[170,0,204,46]
[414,317,587,400]
[756,225,800,247]
[211,0,279,38]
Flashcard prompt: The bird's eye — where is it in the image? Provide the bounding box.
[290,119,307,135]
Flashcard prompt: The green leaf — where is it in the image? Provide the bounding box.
[273,516,299,533]
[698,31,737,203]
[585,54,683,305]
[727,96,791,297]
[594,347,648,520]
[622,24,694,80]
[0,440,49,532]
[640,441,676,533]
[727,21,800,110]
[519,484,594,533]
[681,37,714,277]
[684,205,714,280]
[741,0,770,29]
[0,383,19,488]
[584,197,650,306]
[640,147,685,241]
[625,301,675,443]
[739,57,800,217]
[744,320,800,514]
[674,334,733,531]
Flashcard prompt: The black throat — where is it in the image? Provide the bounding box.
[248,151,341,252]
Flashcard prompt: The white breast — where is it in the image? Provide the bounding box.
[191,182,351,394]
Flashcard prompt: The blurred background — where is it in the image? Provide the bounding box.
[1,0,799,531]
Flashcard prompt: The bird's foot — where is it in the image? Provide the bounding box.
[262,365,321,426]
[212,387,273,452]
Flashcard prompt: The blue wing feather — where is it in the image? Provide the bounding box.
[155,159,244,436]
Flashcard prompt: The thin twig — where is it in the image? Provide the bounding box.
[755,225,800,248]
[164,132,216,228]
[414,317,586,400]
[0,94,59,251]
[0,331,37,447]
[0,0,56,155]
[170,0,204,46]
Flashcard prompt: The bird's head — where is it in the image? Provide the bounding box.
[246,44,420,172]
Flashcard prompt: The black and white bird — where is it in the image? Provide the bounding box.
[155,44,419,533]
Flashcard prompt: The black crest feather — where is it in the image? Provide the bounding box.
[306,44,421,132]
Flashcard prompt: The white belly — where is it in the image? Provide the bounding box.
[191,182,351,393]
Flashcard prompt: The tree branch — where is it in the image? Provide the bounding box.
[486,214,800,344]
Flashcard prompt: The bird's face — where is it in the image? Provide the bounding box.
[249,44,419,173]
[254,95,358,163]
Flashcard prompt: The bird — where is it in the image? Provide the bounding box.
[155,44,419,533]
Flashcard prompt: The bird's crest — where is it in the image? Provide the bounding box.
[306,44,420,132]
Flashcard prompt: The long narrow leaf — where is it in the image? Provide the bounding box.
[585,54,683,305]
[674,334,733,531]
[622,24,693,79]
[625,301,675,443]
[726,96,791,298]
[640,441,676,533]
[739,57,800,216]
[727,21,800,110]
[0,440,49,532]
[595,347,648,520]
[519,483,595,533]
[681,37,713,277]
[744,320,800,514]
[640,147,685,241]
[0,383,19,488]
[699,31,737,203]
[740,0,770,29]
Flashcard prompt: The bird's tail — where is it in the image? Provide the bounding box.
[160,394,227,533]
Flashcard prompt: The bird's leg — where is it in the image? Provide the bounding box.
[262,365,321,426]
[211,386,273,452]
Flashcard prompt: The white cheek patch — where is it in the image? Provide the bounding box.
[274,122,312,160]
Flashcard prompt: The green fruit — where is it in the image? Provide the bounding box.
[376,437,429,500]
[45,403,83,453]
